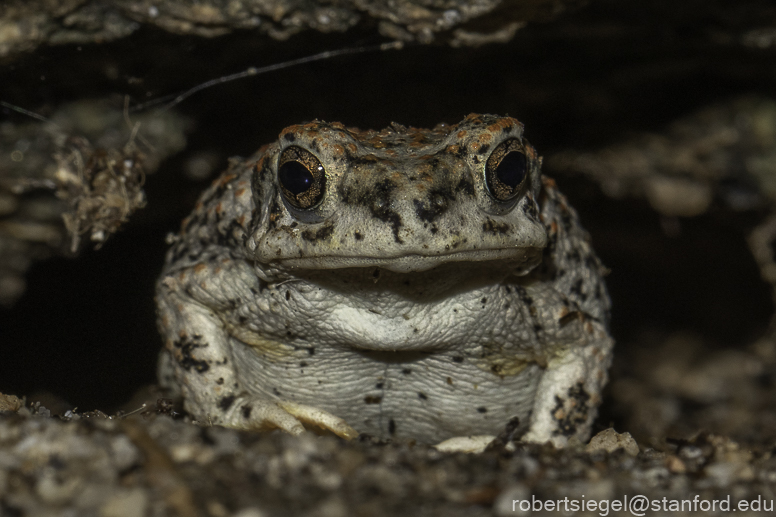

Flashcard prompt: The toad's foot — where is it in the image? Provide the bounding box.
[220,395,358,439]
[433,435,496,454]
[277,400,359,439]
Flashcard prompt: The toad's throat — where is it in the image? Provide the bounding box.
[275,246,544,273]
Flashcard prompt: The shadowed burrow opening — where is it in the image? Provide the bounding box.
[558,176,774,439]
[555,176,773,348]
[1,11,775,418]
[0,221,168,412]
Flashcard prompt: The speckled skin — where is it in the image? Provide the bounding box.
[156,114,613,446]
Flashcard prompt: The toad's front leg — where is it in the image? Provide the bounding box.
[521,320,614,448]
[156,271,357,440]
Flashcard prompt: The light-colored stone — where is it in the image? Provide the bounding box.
[586,428,640,456]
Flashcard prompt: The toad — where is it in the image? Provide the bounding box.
[156,114,613,447]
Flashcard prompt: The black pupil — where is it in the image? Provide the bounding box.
[278,161,313,196]
[496,151,527,189]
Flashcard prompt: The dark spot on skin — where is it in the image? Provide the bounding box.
[522,199,539,219]
[199,177,238,211]
[456,177,475,196]
[514,285,534,306]
[168,241,197,264]
[477,144,490,155]
[214,219,247,249]
[452,356,464,363]
[364,395,382,404]
[558,311,584,327]
[389,419,396,435]
[285,291,291,301]
[443,141,467,159]
[361,179,403,243]
[218,395,236,410]
[413,188,453,224]
[307,347,316,356]
[339,184,352,204]
[413,199,433,223]
[402,368,412,375]
[552,383,591,437]
[418,392,427,400]
[560,205,574,231]
[477,407,488,413]
[375,382,383,389]
[242,405,253,419]
[238,315,247,324]
[273,387,281,396]
[284,133,296,142]
[216,378,224,385]
[300,361,308,367]
[173,336,210,373]
[585,254,601,270]
[481,297,487,305]
[570,278,588,302]
[376,209,403,243]
[482,218,511,235]
[179,209,208,239]
[354,231,363,240]
[301,223,335,242]
[266,198,282,231]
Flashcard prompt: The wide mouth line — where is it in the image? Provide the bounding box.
[275,247,539,272]
[281,248,527,261]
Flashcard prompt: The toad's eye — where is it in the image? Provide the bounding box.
[278,146,326,209]
[484,139,528,202]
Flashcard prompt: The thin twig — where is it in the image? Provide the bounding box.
[131,41,404,113]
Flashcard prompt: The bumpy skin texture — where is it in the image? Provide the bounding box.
[156,114,613,447]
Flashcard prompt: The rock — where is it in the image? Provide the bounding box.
[0,393,22,412]
[586,428,640,456]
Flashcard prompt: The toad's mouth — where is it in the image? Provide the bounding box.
[276,246,544,273]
